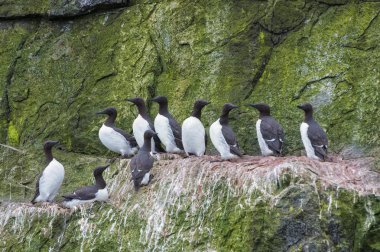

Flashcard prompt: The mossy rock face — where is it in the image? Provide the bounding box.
[0,158,379,251]
[0,0,129,17]
[1,1,379,157]
[1,1,380,250]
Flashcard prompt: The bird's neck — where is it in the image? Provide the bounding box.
[141,138,152,152]
[219,112,230,125]
[158,103,169,115]
[104,114,116,127]
[44,148,54,164]
[259,112,270,119]
[191,107,202,119]
[137,104,149,119]
[95,175,106,189]
[304,111,313,122]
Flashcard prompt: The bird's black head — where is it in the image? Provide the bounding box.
[192,99,210,118]
[150,96,168,105]
[193,99,210,110]
[248,103,271,116]
[144,129,158,139]
[96,107,117,116]
[126,97,145,107]
[222,103,239,113]
[93,165,109,177]
[43,140,59,150]
[297,103,313,112]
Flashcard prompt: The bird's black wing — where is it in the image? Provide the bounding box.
[62,185,98,201]
[31,174,42,203]
[308,121,328,160]
[130,153,154,180]
[260,117,285,154]
[130,152,154,191]
[221,125,242,157]
[167,114,184,150]
[113,127,138,148]
[205,131,208,148]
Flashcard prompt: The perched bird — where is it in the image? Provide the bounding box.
[62,165,109,208]
[297,103,328,161]
[151,96,183,153]
[31,141,64,204]
[130,130,157,191]
[210,103,243,159]
[248,103,284,156]
[97,107,138,158]
[126,97,165,153]
[182,99,210,156]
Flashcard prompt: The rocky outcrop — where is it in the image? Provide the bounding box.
[1,1,380,250]
[0,155,379,251]
[0,0,130,18]
[0,0,379,157]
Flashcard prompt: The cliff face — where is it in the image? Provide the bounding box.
[1,155,380,251]
[0,0,380,251]
[1,0,379,155]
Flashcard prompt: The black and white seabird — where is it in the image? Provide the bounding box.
[297,103,328,161]
[97,107,138,157]
[248,103,284,156]
[126,97,165,153]
[151,96,183,153]
[182,99,210,156]
[130,130,157,191]
[31,141,64,204]
[62,165,109,208]
[210,103,243,159]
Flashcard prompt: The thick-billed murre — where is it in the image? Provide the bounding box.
[31,140,64,204]
[210,103,242,159]
[151,96,183,153]
[248,103,284,156]
[130,130,157,191]
[97,107,138,158]
[297,103,328,161]
[182,99,210,156]
[62,165,109,208]
[126,97,165,153]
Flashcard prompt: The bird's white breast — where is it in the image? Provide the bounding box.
[154,114,179,152]
[141,172,150,185]
[182,116,206,156]
[209,119,237,159]
[98,124,132,155]
[62,188,108,209]
[37,158,65,202]
[95,188,109,201]
[256,119,273,156]
[133,115,150,148]
[300,122,319,160]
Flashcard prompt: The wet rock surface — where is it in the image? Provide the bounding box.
[0,155,379,251]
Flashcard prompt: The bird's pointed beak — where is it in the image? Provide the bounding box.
[52,141,60,145]
[232,105,239,109]
[247,103,257,108]
[125,98,134,103]
[96,110,106,115]
[150,97,159,102]
[297,105,304,110]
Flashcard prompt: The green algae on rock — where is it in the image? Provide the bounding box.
[1,1,379,157]
[0,156,379,251]
[1,0,380,250]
